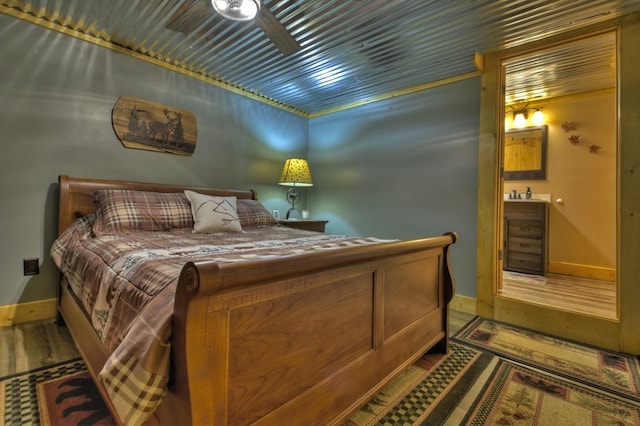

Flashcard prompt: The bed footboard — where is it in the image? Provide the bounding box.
[159,232,457,425]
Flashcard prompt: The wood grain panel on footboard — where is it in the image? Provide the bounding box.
[383,249,443,339]
[228,273,374,424]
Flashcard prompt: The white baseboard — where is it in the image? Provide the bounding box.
[0,298,57,327]
[450,294,477,315]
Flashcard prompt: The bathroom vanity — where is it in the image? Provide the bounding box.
[504,200,549,275]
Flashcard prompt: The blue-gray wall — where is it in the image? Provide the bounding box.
[0,15,307,306]
[0,13,479,308]
[308,80,480,298]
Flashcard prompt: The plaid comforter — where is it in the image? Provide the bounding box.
[51,215,392,425]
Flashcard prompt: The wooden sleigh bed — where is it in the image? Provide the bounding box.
[54,175,457,425]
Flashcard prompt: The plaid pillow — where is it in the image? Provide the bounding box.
[92,189,193,234]
[236,199,279,227]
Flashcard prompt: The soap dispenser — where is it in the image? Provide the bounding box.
[526,187,532,200]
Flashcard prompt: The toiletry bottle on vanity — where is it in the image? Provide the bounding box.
[526,187,532,200]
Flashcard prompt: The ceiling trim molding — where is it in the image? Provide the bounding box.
[308,71,481,119]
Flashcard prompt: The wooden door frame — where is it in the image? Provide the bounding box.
[476,13,640,355]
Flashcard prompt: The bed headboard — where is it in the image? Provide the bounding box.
[58,175,258,235]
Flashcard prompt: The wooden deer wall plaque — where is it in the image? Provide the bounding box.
[112,96,197,156]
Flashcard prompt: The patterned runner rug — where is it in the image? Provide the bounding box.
[345,342,493,425]
[453,316,640,402]
[459,357,640,425]
[346,337,640,425]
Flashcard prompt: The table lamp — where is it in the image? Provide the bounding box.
[278,158,313,219]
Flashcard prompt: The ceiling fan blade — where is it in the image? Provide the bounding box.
[167,1,213,34]
[168,1,300,55]
[254,2,301,55]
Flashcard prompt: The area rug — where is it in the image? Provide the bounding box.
[0,358,114,425]
[37,370,114,425]
[454,316,640,402]
[347,333,640,425]
[344,342,492,425]
[460,357,640,425]
[502,270,547,285]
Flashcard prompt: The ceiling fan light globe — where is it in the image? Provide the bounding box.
[212,0,260,21]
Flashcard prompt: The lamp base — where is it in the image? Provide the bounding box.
[285,187,301,219]
[285,207,300,219]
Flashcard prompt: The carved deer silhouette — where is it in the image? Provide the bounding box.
[148,108,182,145]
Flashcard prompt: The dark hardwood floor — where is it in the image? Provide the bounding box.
[0,318,79,377]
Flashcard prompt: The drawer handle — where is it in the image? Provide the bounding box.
[519,243,530,248]
[519,227,530,232]
[519,260,529,264]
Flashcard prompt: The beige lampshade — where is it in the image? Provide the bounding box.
[278,158,313,187]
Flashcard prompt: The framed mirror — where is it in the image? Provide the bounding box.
[504,125,547,180]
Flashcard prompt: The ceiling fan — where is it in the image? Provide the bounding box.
[167,0,301,55]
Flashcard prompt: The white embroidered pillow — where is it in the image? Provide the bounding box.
[184,190,243,233]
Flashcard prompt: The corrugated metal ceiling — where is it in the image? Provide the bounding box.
[2,0,638,116]
[504,31,617,106]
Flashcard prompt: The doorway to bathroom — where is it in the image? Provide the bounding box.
[498,30,617,320]
[473,15,640,354]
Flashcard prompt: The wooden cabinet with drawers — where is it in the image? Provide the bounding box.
[503,201,549,275]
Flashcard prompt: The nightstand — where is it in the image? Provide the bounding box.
[278,219,328,233]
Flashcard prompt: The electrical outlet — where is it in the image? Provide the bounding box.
[23,258,39,276]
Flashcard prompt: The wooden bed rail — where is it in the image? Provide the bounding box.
[178,232,458,294]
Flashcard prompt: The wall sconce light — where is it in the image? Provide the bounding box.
[509,105,545,128]
[532,108,545,124]
[212,0,260,21]
[278,158,313,219]
[513,110,528,127]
